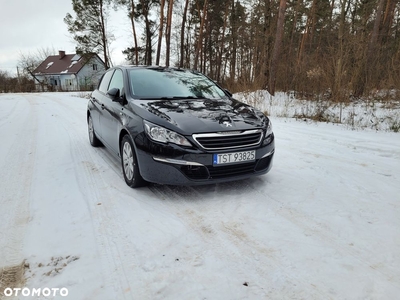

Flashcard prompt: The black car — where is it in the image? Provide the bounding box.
[87,66,274,187]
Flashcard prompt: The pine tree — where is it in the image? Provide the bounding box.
[64,0,113,69]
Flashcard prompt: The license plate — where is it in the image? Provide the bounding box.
[213,150,256,165]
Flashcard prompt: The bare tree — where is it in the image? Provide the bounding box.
[18,47,55,75]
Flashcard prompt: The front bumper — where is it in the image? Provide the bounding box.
[135,135,275,185]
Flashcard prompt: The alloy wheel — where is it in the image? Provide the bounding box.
[123,142,134,181]
[88,116,94,143]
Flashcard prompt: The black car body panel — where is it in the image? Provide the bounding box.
[87,66,275,186]
[133,98,267,132]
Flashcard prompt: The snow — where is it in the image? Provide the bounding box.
[68,61,78,69]
[235,90,400,132]
[46,62,54,70]
[0,92,399,299]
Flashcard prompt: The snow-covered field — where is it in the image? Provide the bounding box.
[0,92,399,300]
[235,90,400,132]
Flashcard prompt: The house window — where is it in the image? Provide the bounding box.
[93,64,98,71]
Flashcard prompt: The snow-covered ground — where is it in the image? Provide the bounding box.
[0,92,399,300]
[235,90,400,132]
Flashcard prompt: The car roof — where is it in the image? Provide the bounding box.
[114,65,200,73]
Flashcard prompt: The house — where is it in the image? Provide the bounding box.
[32,51,106,91]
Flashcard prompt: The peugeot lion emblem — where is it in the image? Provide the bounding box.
[222,121,232,127]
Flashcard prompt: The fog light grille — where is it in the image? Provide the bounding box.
[180,165,209,180]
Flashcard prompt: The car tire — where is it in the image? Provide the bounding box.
[120,135,147,188]
[88,115,102,147]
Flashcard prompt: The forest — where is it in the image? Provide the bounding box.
[2,0,398,98]
[64,0,400,100]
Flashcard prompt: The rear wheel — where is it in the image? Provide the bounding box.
[121,135,147,188]
[88,115,102,147]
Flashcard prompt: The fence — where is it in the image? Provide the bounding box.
[34,83,96,92]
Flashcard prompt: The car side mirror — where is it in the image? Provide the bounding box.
[107,87,120,98]
[107,88,122,102]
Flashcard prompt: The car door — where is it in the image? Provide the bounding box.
[100,68,124,155]
[94,69,115,141]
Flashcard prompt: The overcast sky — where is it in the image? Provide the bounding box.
[0,0,130,75]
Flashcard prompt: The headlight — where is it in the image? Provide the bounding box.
[262,120,273,146]
[266,119,273,136]
[144,120,192,147]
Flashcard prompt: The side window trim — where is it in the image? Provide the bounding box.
[108,68,124,95]
[98,69,115,95]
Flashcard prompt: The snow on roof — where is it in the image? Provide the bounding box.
[32,52,104,75]
[68,61,78,69]
[46,62,54,69]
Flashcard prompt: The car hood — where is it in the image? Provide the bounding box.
[132,98,268,134]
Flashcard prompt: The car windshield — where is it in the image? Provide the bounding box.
[128,68,227,100]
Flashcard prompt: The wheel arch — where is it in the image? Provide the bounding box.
[119,129,137,156]
[119,129,146,186]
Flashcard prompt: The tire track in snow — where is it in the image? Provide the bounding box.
[39,94,138,299]
[244,178,400,291]
[0,95,37,287]
[0,96,21,129]
[148,184,332,299]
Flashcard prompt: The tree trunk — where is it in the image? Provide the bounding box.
[129,0,139,65]
[194,0,207,70]
[354,0,386,96]
[99,0,109,69]
[165,0,174,66]
[268,0,287,96]
[180,0,189,68]
[230,0,237,81]
[145,14,152,65]
[216,5,229,81]
[333,0,348,101]
[156,0,165,65]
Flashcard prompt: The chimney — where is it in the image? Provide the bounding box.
[59,50,66,59]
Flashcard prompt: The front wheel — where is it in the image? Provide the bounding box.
[120,135,147,188]
[88,115,102,147]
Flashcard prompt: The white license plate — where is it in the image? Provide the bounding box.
[213,150,256,165]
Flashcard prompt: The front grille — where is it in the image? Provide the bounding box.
[193,130,263,150]
[208,162,256,179]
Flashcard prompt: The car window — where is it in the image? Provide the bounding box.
[128,69,227,99]
[108,69,124,93]
[98,70,115,94]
